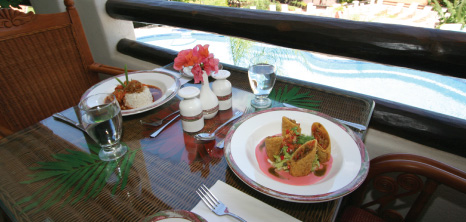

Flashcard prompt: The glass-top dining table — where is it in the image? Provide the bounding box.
[0,64,374,221]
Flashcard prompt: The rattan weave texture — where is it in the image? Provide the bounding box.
[0,1,129,136]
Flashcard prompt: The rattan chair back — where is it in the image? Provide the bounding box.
[339,153,466,222]
[0,0,125,134]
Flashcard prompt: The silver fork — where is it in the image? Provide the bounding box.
[196,184,247,222]
[216,106,255,148]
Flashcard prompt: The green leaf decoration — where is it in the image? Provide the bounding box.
[17,143,138,214]
[269,86,321,110]
[115,64,129,88]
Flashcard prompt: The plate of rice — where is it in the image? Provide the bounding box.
[81,70,180,116]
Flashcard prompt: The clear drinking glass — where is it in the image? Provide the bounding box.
[248,55,277,108]
[79,93,127,161]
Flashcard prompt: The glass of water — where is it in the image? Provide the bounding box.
[248,55,277,108]
[79,93,127,161]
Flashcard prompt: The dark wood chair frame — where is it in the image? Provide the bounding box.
[338,153,466,222]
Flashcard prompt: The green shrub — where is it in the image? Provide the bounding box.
[276,2,282,11]
[0,0,24,9]
[203,0,229,7]
[246,0,272,10]
[340,0,354,3]
[432,0,466,27]
[172,0,229,7]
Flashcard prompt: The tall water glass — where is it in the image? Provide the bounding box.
[248,56,277,108]
[79,93,127,161]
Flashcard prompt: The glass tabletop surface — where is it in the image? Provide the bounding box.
[0,68,374,221]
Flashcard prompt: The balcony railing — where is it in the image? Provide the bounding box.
[105,0,466,156]
[106,0,466,77]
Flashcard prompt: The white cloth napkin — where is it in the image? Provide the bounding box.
[191,180,301,222]
[153,67,192,86]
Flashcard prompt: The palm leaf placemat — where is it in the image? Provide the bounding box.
[269,86,321,110]
[17,143,137,214]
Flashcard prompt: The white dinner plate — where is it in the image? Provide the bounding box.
[81,71,180,116]
[142,210,206,222]
[224,107,369,202]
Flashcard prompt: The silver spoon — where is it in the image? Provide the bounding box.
[194,111,243,141]
[140,110,180,127]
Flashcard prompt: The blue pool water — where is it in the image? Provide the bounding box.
[136,29,466,120]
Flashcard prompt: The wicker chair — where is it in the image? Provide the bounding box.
[338,153,466,222]
[0,0,133,137]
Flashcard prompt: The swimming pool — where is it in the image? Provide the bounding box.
[136,28,466,120]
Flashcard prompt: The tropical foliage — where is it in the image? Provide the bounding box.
[17,143,137,214]
[432,0,466,28]
[172,0,229,7]
[269,85,321,110]
[228,36,313,77]
[0,0,23,8]
[249,0,273,10]
[229,37,254,66]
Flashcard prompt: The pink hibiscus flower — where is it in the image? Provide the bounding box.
[173,44,220,83]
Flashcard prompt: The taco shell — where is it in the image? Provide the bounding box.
[282,116,301,136]
[312,122,331,163]
[289,139,317,177]
[316,144,331,163]
[265,136,283,160]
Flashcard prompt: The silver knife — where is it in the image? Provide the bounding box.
[282,103,367,132]
[53,113,86,132]
[150,114,181,138]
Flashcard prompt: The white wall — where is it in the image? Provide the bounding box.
[30,0,157,71]
[28,1,466,221]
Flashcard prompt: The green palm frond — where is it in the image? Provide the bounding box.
[269,85,321,110]
[229,37,253,66]
[17,143,137,214]
[228,37,312,74]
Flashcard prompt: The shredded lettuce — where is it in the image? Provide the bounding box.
[273,146,292,171]
[298,135,314,145]
[272,130,316,172]
[272,156,288,170]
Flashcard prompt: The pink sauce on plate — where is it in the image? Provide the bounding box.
[255,136,333,186]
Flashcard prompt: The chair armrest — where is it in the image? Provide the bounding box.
[0,125,14,139]
[89,63,137,76]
